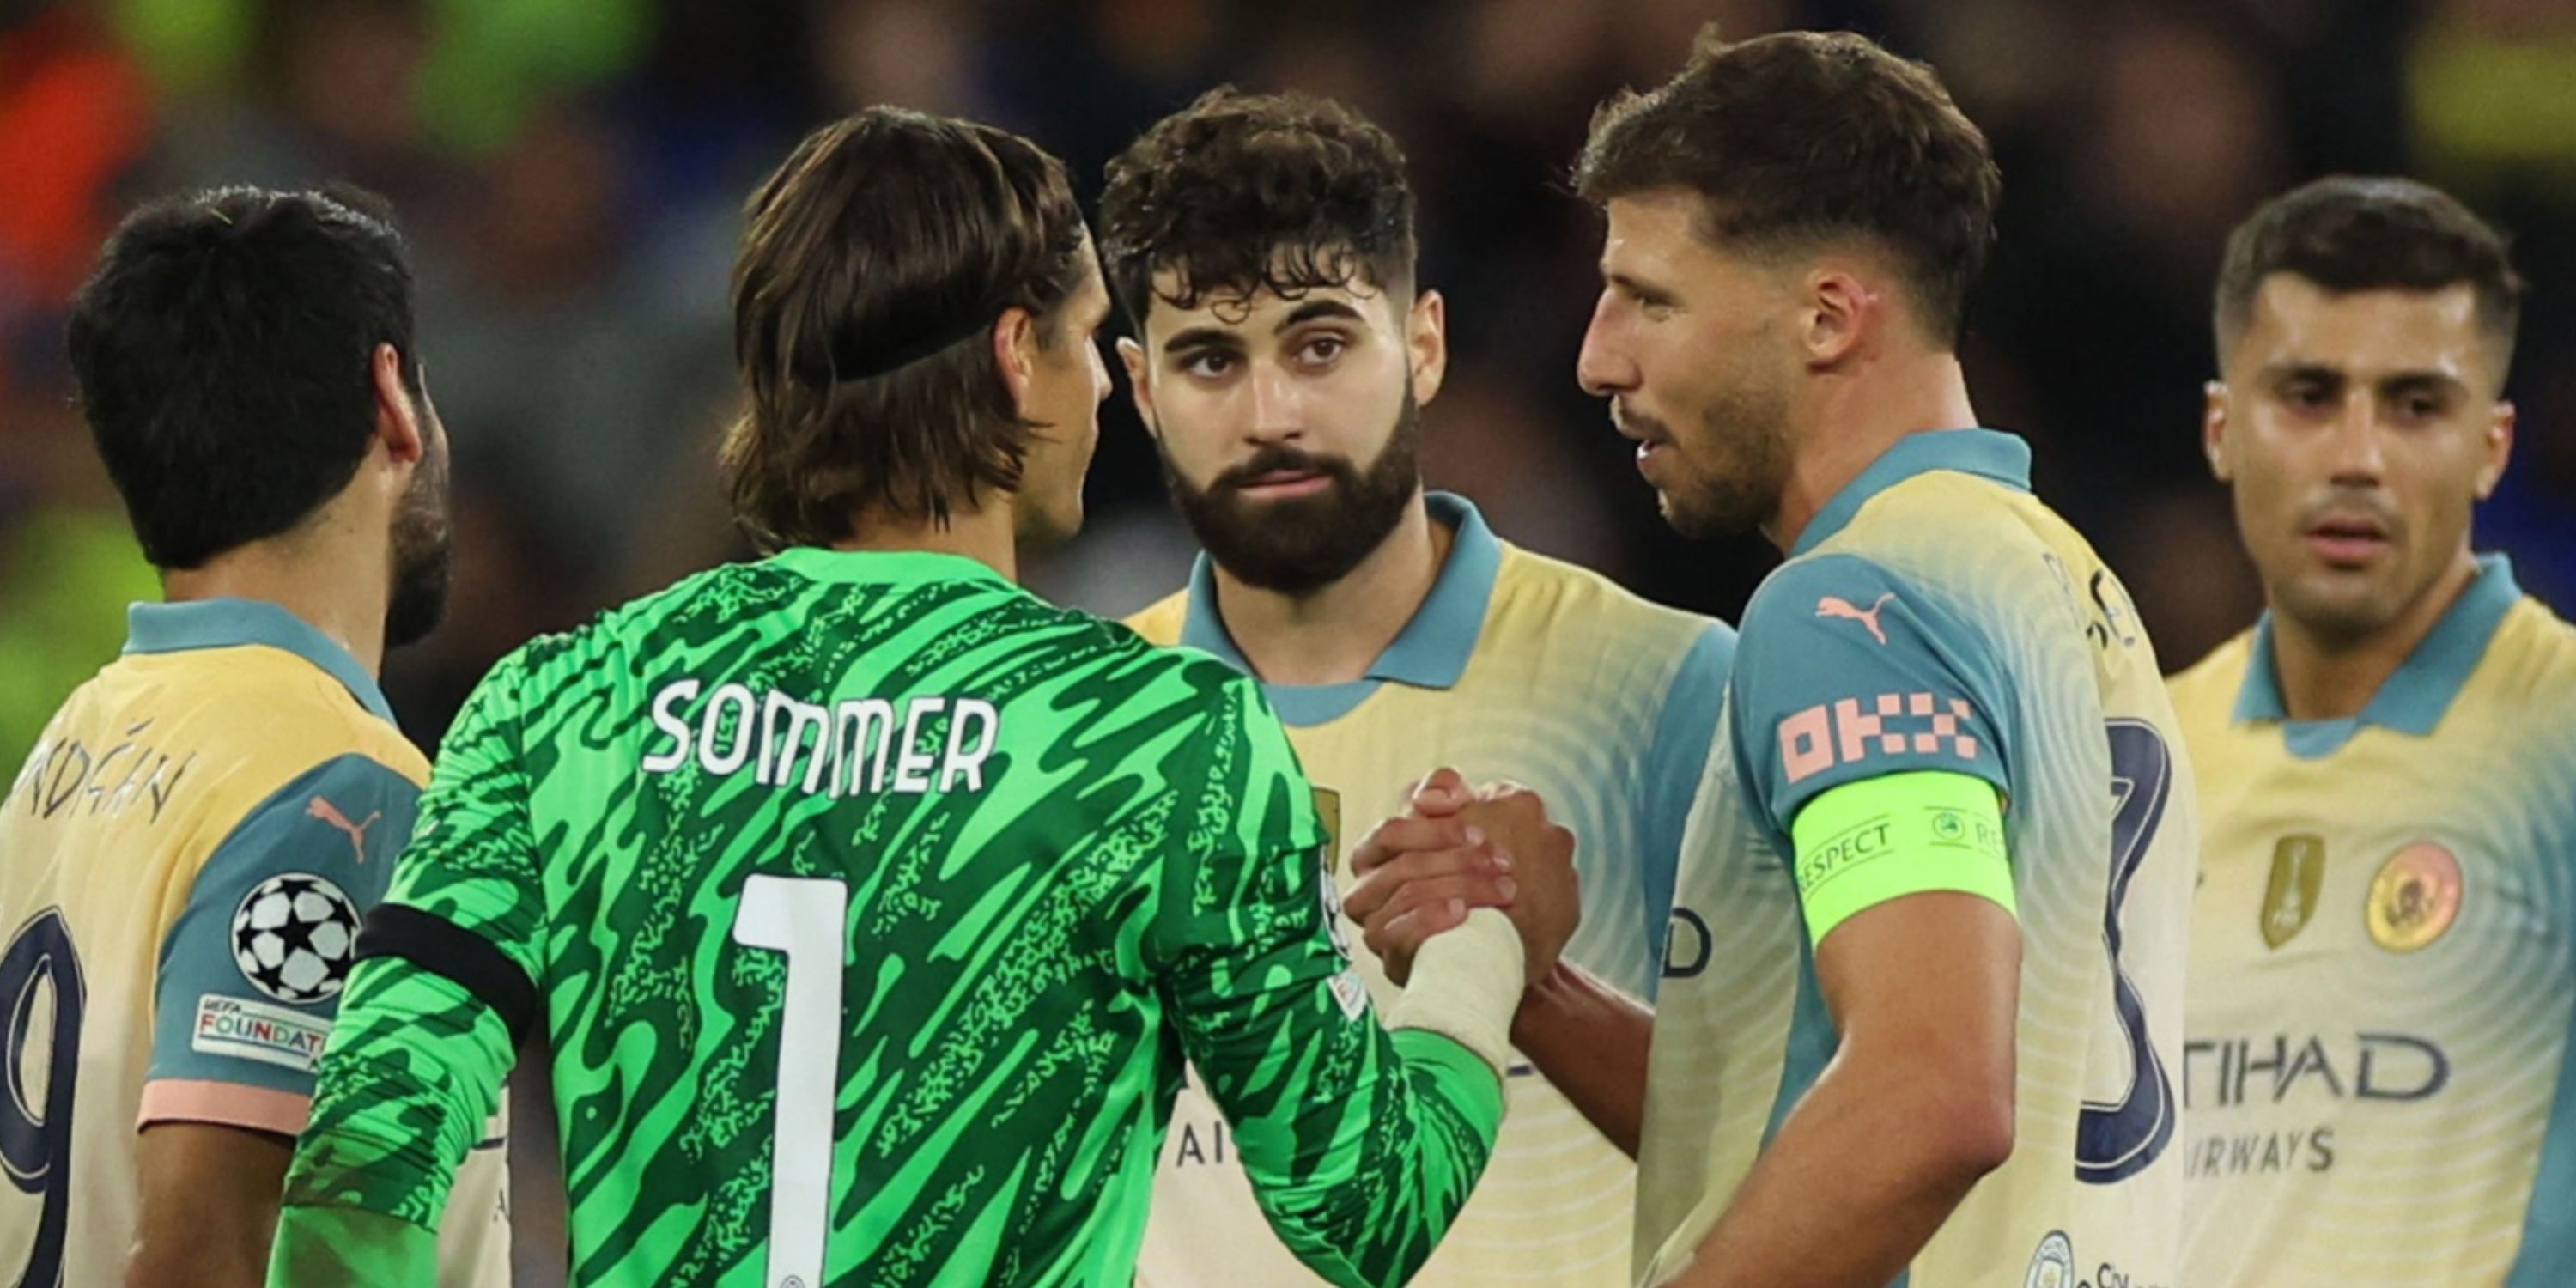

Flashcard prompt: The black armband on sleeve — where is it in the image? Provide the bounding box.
[354,905,540,1048]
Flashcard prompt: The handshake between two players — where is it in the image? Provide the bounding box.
[1346,771,1577,993]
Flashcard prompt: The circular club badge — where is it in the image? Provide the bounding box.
[2023,1230,2074,1288]
[2367,842,2463,953]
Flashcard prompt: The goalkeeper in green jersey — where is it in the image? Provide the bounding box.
[267,107,1573,1288]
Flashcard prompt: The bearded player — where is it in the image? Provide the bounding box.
[2174,177,2576,1286]
[1349,29,2199,1287]
[1102,88,1733,1287]
[0,188,507,1288]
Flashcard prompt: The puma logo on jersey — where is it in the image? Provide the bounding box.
[306,796,382,864]
[1815,592,1895,645]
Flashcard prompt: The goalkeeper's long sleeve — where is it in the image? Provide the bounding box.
[1150,694,1522,1288]
[270,654,541,1288]
[268,957,516,1288]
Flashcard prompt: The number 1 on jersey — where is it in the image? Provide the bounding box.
[732,875,849,1288]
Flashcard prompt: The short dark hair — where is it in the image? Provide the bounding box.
[1099,87,1416,328]
[722,107,1092,550]
[66,185,421,569]
[2214,175,2524,368]
[1575,27,2001,347]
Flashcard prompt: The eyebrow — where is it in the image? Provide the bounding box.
[1604,270,1674,302]
[2258,361,2344,386]
[1163,325,1243,355]
[2377,370,2468,399]
[1278,298,1365,331]
[2259,361,2468,396]
[1161,297,1369,354]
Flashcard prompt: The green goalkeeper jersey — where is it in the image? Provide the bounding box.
[269,547,1504,1288]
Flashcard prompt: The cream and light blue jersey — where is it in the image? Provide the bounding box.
[1640,430,2196,1288]
[1127,493,1734,1287]
[0,599,507,1288]
[2174,556,2576,1287]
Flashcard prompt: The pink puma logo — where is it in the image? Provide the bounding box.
[1816,592,1895,646]
[307,796,382,865]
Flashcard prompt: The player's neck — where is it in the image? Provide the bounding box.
[832,505,1019,583]
[160,530,390,676]
[1210,489,1448,687]
[2268,549,2481,722]
[1765,350,1979,553]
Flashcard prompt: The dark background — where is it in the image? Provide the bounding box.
[5,3,2573,1277]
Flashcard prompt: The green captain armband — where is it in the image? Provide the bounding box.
[1788,769,2013,946]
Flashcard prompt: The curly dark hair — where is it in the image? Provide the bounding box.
[1099,87,1416,327]
[721,107,1092,550]
[1577,27,2001,348]
[2214,176,2522,371]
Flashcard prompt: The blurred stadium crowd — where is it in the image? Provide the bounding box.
[6,1,2575,1282]
[10,0,2576,755]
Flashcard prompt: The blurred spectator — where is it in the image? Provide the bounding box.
[411,97,729,590]
[0,3,151,371]
[2409,0,2576,607]
[7,0,2568,744]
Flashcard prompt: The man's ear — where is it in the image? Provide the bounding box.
[1118,337,1158,438]
[2203,380,2233,483]
[1407,289,1449,407]
[1800,265,1880,368]
[993,306,1042,416]
[370,343,424,466]
[2476,400,2514,501]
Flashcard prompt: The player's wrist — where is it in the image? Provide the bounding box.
[1508,958,1574,1046]
[1509,957,1617,1053]
[1387,908,1524,1079]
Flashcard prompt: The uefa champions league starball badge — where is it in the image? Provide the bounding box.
[231,872,363,1004]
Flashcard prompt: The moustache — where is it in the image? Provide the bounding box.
[1213,446,1356,493]
[1612,400,1673,443]
[2294,491,2403,537]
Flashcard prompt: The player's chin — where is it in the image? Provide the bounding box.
[1654,487,1737,543]
[2279,571,2403,636]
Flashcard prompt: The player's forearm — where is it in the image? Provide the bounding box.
[128,1122,291,1288]
[273,956,513,1284]
[1510,960,1651,1158]
[131,1218,271,1288]
[1663,1042,2009,1287]
[266,1205,440,1288]
[1254,1029,1506,1288]
[1235,913,1522,1288]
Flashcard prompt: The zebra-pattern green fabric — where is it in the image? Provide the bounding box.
[276,547,1504,1288]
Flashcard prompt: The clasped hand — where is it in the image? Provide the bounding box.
[1342,767,1579,987]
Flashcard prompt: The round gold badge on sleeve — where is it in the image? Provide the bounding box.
[2366,842,2463,953]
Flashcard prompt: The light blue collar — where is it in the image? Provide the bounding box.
[1791,428,2033,557]
[2234,554,2522,754]
[124,598,396,726]
[1179,491,1503,725]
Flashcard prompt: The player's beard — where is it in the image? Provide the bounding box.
[1161,387,1422,597]
[384,404,453,650]
[1625,373,1792,542]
